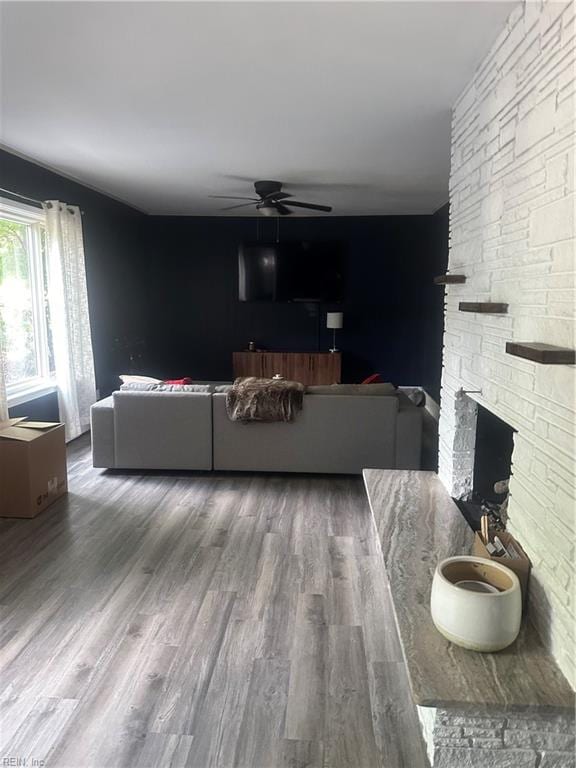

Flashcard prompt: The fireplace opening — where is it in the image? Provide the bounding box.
[473,405,515,504]
[455,402,515,532]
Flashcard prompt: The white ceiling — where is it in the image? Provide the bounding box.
[0,1,516,216]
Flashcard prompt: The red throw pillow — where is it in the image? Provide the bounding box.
[361,373,383,384]
[163,377,194,385]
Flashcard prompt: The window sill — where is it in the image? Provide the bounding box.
[7,381,58,408]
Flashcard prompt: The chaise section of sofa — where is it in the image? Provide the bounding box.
[91,390,213,470]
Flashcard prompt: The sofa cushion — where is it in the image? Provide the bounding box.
[306,383,397,396]
[176,381,232,393]
[120,382,211,392]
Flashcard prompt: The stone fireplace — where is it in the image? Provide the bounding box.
[438,0,575,690]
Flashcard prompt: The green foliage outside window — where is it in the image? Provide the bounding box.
[0,216,48,385]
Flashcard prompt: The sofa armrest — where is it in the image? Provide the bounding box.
[91,396,115,468]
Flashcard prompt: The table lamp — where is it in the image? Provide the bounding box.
[326,312,343,353]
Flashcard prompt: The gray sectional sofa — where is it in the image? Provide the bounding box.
[90,385,422,474]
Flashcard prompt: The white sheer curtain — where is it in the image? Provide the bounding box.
[43,201,96,441]
[0,337,8,422]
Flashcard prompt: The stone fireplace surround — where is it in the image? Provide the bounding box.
[438,0,575,691]
[426,0,576,763]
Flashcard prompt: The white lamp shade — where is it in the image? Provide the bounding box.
[326,312,343,330]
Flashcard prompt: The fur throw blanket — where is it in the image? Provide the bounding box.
[226,377,305,423]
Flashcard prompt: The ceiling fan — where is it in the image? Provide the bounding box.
[209,180,332,216]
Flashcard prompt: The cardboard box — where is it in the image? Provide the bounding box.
[0,418,67,518]
[472,530,531,606]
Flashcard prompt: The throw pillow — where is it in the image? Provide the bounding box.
[361,373,383,384]
[119,374,162,385]
[163,377,194,385]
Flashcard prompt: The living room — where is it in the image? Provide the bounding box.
[0,1,574,767]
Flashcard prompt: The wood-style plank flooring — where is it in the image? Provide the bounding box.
[0,436,428,768]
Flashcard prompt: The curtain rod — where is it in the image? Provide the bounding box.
[0,186,44,207]
[0,187,84,214]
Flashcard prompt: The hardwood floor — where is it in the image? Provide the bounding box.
[0,436,428,768]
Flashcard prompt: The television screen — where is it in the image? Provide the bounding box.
[238,241,345,302]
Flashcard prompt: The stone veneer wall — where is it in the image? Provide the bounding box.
[417,705,576,768]
[438,0,575,687]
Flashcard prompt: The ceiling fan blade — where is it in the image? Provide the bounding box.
[261,191,292,202]
[275,202,293,216]
[222,174,257,183]
[220,202,257,211]
[209,195,259,201]
[284,200,332,213]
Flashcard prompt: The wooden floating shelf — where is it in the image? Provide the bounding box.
[459,302,508,314]
[434,274,466,285]
[506,342,576,365]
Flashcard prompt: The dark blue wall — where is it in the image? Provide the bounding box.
[9,392,60,422]
[0,149,148,406]
[1,149,448,409]
[145,212,448,396]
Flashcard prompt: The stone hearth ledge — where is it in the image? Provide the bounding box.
[362,470,575,768]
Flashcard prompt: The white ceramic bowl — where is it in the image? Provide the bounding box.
[430,555,522,652]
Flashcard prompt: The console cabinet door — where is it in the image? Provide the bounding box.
[314,353,341,385]
[282,353,341,384]
[233,352,263,378]
[261,353,285,379]
[289,353,313,384]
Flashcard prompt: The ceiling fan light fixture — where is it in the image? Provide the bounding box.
[258,201,277,216]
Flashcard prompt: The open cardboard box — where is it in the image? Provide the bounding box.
[472,530,531,607]
[0,418,68,518]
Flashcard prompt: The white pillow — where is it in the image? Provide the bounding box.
[120,383,210,393]
[119,374,162,385]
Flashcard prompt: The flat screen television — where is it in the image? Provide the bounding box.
[238,241,345,302]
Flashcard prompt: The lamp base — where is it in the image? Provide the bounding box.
[329,347,339,353]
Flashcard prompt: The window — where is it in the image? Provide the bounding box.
[0,198,55,404]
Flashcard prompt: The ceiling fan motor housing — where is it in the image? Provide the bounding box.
[254,180,283,198]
